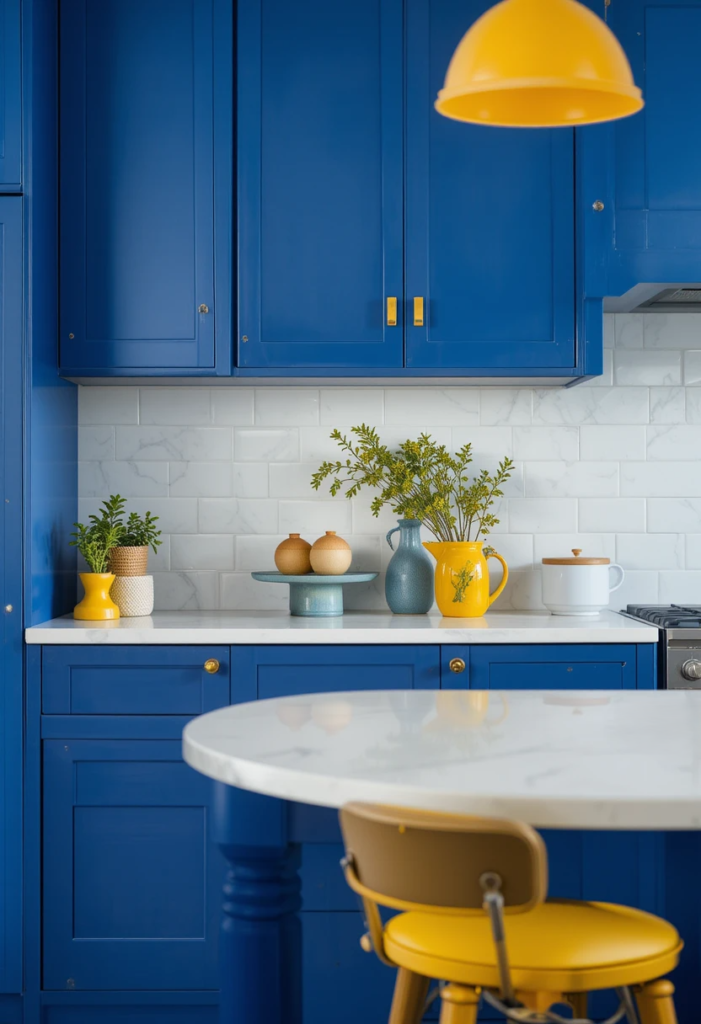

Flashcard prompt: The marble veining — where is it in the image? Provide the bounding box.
[182,689,701,828]
[25,609,658,645]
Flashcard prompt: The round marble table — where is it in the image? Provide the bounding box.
[184,688,701,830]
[183,689,701,1024]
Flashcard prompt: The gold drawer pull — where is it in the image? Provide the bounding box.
[413,296,424,327]
[449,657,466,674]
[386,296,397,326]
[203,659,220,674]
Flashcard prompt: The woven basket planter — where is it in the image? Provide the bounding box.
[111,575,154,617]
[109,546,148,577]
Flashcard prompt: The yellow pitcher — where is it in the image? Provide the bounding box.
[423,541,508,617]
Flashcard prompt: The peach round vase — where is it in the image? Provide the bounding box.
[310,531,352,575]
[74,573,120,621]
[274,533,312,575]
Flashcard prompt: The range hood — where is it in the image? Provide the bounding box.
[604,284,701,313]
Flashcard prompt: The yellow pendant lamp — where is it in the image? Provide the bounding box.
[435,0,643,128]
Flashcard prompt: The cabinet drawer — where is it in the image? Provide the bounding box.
[442,644,638,690]
[42,646,230,714]
[234,645,440,701]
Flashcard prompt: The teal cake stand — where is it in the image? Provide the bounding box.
[251,572,378,617]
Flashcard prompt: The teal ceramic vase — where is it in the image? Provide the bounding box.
[385,519,434,614]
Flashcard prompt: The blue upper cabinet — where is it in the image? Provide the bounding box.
[589,0,701,296]
[0,0,21,190]
[237,0,404,370]
[59,0,232,375]
[405,0,576,373]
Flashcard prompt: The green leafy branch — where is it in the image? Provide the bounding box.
[311,426,513,543]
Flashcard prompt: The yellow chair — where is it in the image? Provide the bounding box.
[339,803,682,1024]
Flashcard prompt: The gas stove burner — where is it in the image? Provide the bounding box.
[626,604,701,628]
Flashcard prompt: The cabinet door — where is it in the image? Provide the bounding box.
[60,0,229,373]
[0,0,20,189]
[43,738,224,991]
[237,0,404,370]
[0,199,22,993]
[405,0,575,372]
[605,0,701,291]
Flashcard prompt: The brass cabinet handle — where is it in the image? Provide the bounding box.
[449,657,466,674]
[203,658,220,674]
[387,296,397,326]
[413,296,424,327]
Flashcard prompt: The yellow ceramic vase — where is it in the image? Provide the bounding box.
[74,572,120,621]
[423,541,508,617]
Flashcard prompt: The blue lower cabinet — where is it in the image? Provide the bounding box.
[233,644,441,701]
[441,643,654,690]
[42,737,225,992]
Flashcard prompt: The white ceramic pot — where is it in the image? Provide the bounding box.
[111,575,154,617]
[541,549,624,616]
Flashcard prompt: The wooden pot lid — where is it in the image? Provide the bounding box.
[542,548,610,566]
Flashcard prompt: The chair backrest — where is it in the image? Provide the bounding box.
[339,802,548,915]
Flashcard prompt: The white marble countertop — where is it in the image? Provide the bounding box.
[183,689,700,829]
[25,609,657,645]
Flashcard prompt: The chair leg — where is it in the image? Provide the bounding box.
[635,980,678,1024]
[388,968,430,1024]
[565,993,588,1018]
[438,984,480,1024]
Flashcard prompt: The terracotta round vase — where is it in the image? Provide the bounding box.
[274,533,312,574]
[74,573,120,621]
[310,531,352,575]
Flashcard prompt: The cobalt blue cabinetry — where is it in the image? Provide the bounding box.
[59,0,232,376]
[237,0,404,371]
[0,199,23,997]
[34,641,658,1024]
[586,0,701,296]
[43,737,225,992]
[441,643,655,689]
[405,0,575,372]
[0,0,21,189]
[237,0,585,379]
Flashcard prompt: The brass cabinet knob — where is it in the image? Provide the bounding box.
[203,658,220,674]
[449,657,466,674]
[592,200,605,212]
[198,303,210,314]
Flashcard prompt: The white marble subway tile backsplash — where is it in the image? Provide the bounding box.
[77,313,701,611]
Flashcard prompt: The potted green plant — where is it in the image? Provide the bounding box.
[69,515,123,621]
[104,495,162,577]
[311,426,513,618]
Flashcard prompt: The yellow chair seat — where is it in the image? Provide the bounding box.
[384,899,682,993]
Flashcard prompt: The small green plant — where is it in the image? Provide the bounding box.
[70,521,122,574]
[119,510,162,553]
[451,563,474,603]
[69,495,162,570]
[311,426,513,543]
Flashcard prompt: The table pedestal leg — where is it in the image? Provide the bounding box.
[218,843,302,1024]
[213,785,302,1024]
